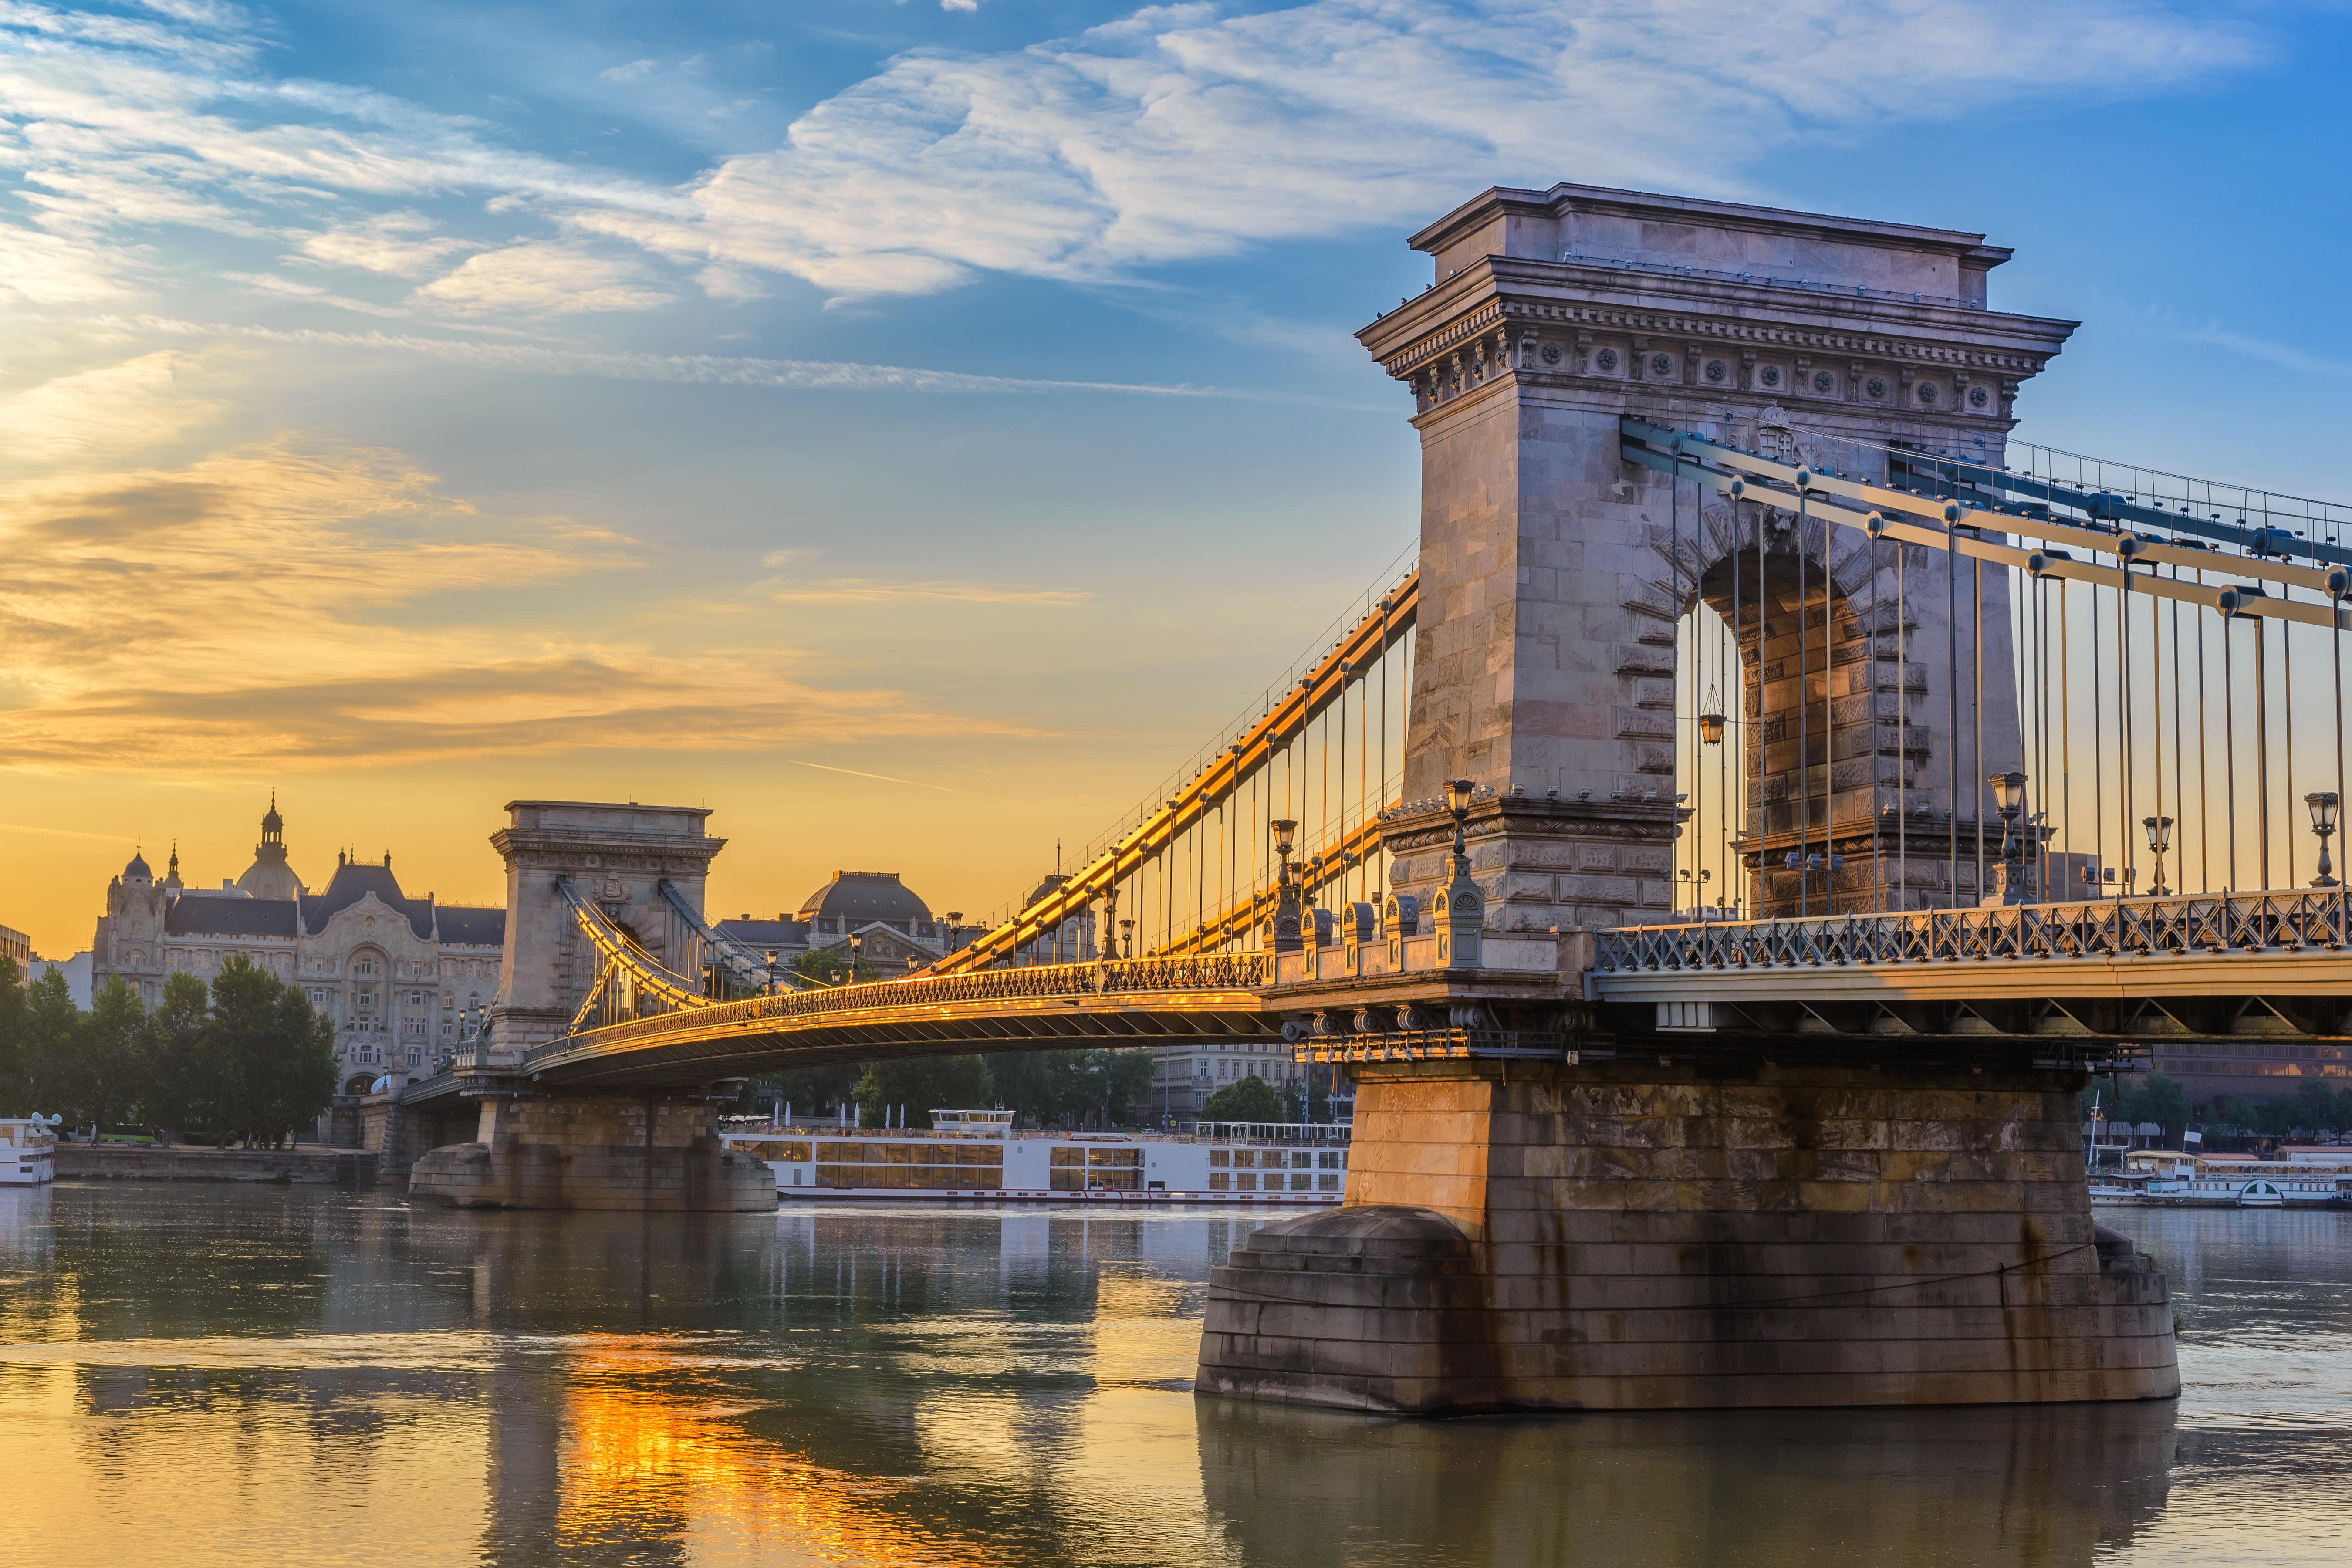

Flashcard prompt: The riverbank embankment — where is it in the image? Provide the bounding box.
[54,1144,379,1185]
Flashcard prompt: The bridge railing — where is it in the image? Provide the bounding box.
[1596,890,2351,973]
[539,952,1276,1060]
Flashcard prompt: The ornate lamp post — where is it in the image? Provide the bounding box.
[1269,819,1302,953]
[942,911,962,952]
[1100,885,1119,964]
[763,949,780,997]
[846,930,863,982]
[2306,791,2340,887]
[1986,770,2031,905]
[2143,816,2173,896]
[1435,780,1484,969]
[1119,918,1135,959]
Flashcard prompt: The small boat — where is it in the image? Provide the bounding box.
[0,1115,59,1186]
[2235,1178,2286,1208]
[2088,1180,2140,1204]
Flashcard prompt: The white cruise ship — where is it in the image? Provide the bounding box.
[720,1110,1347,1205]
[1,1115,58,1186]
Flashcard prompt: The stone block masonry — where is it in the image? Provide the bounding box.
[1197,1058,2178,1412]
[408,1092,775,1212]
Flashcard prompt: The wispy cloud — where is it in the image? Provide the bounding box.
[0,0,2265,312]
[651,0,2261,298]
[412,242,678,316]
[2175,323,2352,380]
[119,316,1365,401]
[0,435,1016,770]
[761,578,1091,605]
[0,351,221,463]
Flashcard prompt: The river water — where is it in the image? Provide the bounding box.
[1,1186,2345,1566]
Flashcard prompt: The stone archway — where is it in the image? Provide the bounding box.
[1661,495,1929,917]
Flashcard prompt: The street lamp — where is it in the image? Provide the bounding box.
[1698,683,1726,747]
[847,930,863,980]
[943,911,962,951]
[2143,816,2174,896]
[1100,885,1119,963]
[763,949,780,997]
[1985,770,2030,905]
[1119,918,1135,959]
[1269,819,1302,953]
[2307,791,2341,886]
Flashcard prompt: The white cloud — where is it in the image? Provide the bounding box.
[0,0,2271,317]
[293,210,471,276]
[646,0,2257,298]
[221,270,410,317]
[412,243,677,316]
[941,0,979,11]
[0,351,221,463]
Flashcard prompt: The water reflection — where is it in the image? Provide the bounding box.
[3,1186,2348,1566]
[1199,1400,2175,1567]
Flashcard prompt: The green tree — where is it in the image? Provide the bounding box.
[1201,1075,1284,1124]
[854,1055,993,1127]
[68,978,151,1133]
[2259,1079,2346,1138]
[1282,1071,1336,1125]
[2137,1072,2190,1138]
[18,966,85,1126]
[206,957,338,1145]
[143,971,214,1137]
[0,953,27,1109]
[760,1061,866,1122]
[987,1048,1088,1126]
[1086,1048,1157,1127]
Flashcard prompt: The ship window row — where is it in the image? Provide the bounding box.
[814,1142,1001,1166]
[1211,1150,1344,1169]
[1210,1173,1340,1192]
[814,1163,1007,1189]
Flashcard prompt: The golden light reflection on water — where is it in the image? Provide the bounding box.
[7,1190,2352,1567]
[554,1335,995,1567]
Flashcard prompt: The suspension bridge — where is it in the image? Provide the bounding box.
[387,180,2352,1414]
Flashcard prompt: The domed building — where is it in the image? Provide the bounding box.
[715,871,969,973]
[91,798,506,1095]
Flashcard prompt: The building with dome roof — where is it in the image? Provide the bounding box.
[714,870,978,973]
[91,798,505,1095]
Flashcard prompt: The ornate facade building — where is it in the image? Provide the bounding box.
[90,800,506,1092]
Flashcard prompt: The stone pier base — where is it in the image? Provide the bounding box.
[409,1092,775,1212]
[1197,1060,2178,1412]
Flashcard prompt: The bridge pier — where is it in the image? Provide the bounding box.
[409,1091,774,1211]
[1198,1054,2176,1412]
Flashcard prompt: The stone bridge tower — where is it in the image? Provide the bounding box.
[1358,184,2076,928]
[486,801,726,1059]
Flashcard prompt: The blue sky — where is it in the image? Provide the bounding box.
[3,0,2348,955]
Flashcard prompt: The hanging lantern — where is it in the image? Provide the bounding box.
[1698,683,1727,746]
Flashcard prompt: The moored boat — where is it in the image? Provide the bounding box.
[721,1109,1347,1204]
[0,1115,59,1186]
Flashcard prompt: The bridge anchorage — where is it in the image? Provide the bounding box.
[397,180,2352,1411]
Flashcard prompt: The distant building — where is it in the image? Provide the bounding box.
[716,871,983,977]
[28,953,93,1009]
[89,798,505,1093]
[0,922,27,974]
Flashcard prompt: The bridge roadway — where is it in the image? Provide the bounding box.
[405,886,2352,1115]
[403,953,1283,1101]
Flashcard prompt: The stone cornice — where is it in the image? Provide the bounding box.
[490,827,726,870]
[1363,257,2075,385]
